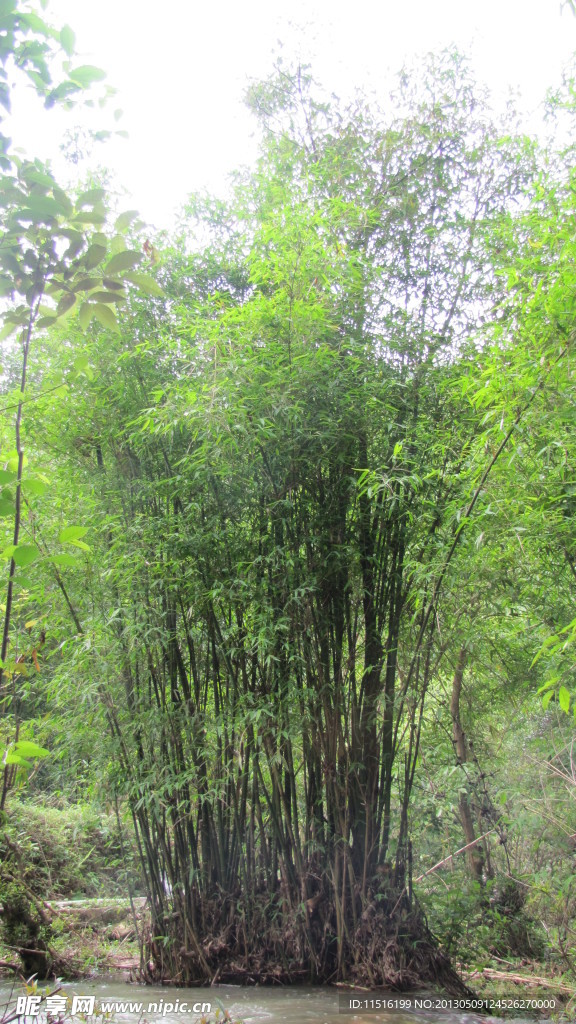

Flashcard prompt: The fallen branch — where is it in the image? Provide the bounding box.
[464,967,575,996]
[0,961,23,974]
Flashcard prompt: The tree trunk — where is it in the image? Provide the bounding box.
[450,647,484,884]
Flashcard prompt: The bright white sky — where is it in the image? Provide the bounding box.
[8,0,576,230]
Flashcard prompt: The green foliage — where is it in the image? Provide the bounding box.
[0,2,162,816]
[22,54,568,986]
[1,14,576,988]
[0,798,142,899]
[0,1,111,159]
[0,875,52,967]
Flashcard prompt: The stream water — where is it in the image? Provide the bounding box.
[0,981,550,1024]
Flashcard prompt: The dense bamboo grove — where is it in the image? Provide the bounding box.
[2,6,576,990]
[47,61,543,985]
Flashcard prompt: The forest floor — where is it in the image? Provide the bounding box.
[47,898,144,979]
[0,897,143,981]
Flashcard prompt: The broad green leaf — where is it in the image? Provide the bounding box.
[60,24,75,57]
[83,244,107,270]
[115,210,139,231]
[69,539,90,552]
[0,321,18,340]
[50,553,79,568]
[20,167,56,188]
[0,496,15,516]
[25,70,49,94]
[58,526,88,544]
[56,291,76,316]
[5,452,25,472]
[73,354,90,372]
[0,470,16,484]
[72,276,100,293]
[77,187,107,208]
[73,210,105,225]
[123,271,164,297]
[105,250,143,275]
[19,194,62,221]
[78,303,93,331]
[52,186,73,215]
[68,65,107,88]
[14,740,49,758]
[18,10,51,34]
[22,477,47,496]
[559,686,571,714]
[93,302,120,333]
[45,80,81,108]
[5,752,32,767]
[13,544,39,567]
[90,290,126,304]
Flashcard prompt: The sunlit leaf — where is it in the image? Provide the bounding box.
[105,250,143,275]
[559,685,571,714]
[13,544,39,567]
[93,302,120,333]
[68,65,107,88]
[76,187,107,208]
[49,553,80,568]
[14,740,49,758]
[60,24,75,57]
[78,302,93,331]
[5,752,32,767]
[56,291,76,316]
[58,526,88,544]
[82,243,107,270]
[90,290,126,304]
[115,210,139,231]
[22,477,47,496]
[123,271,164,297]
